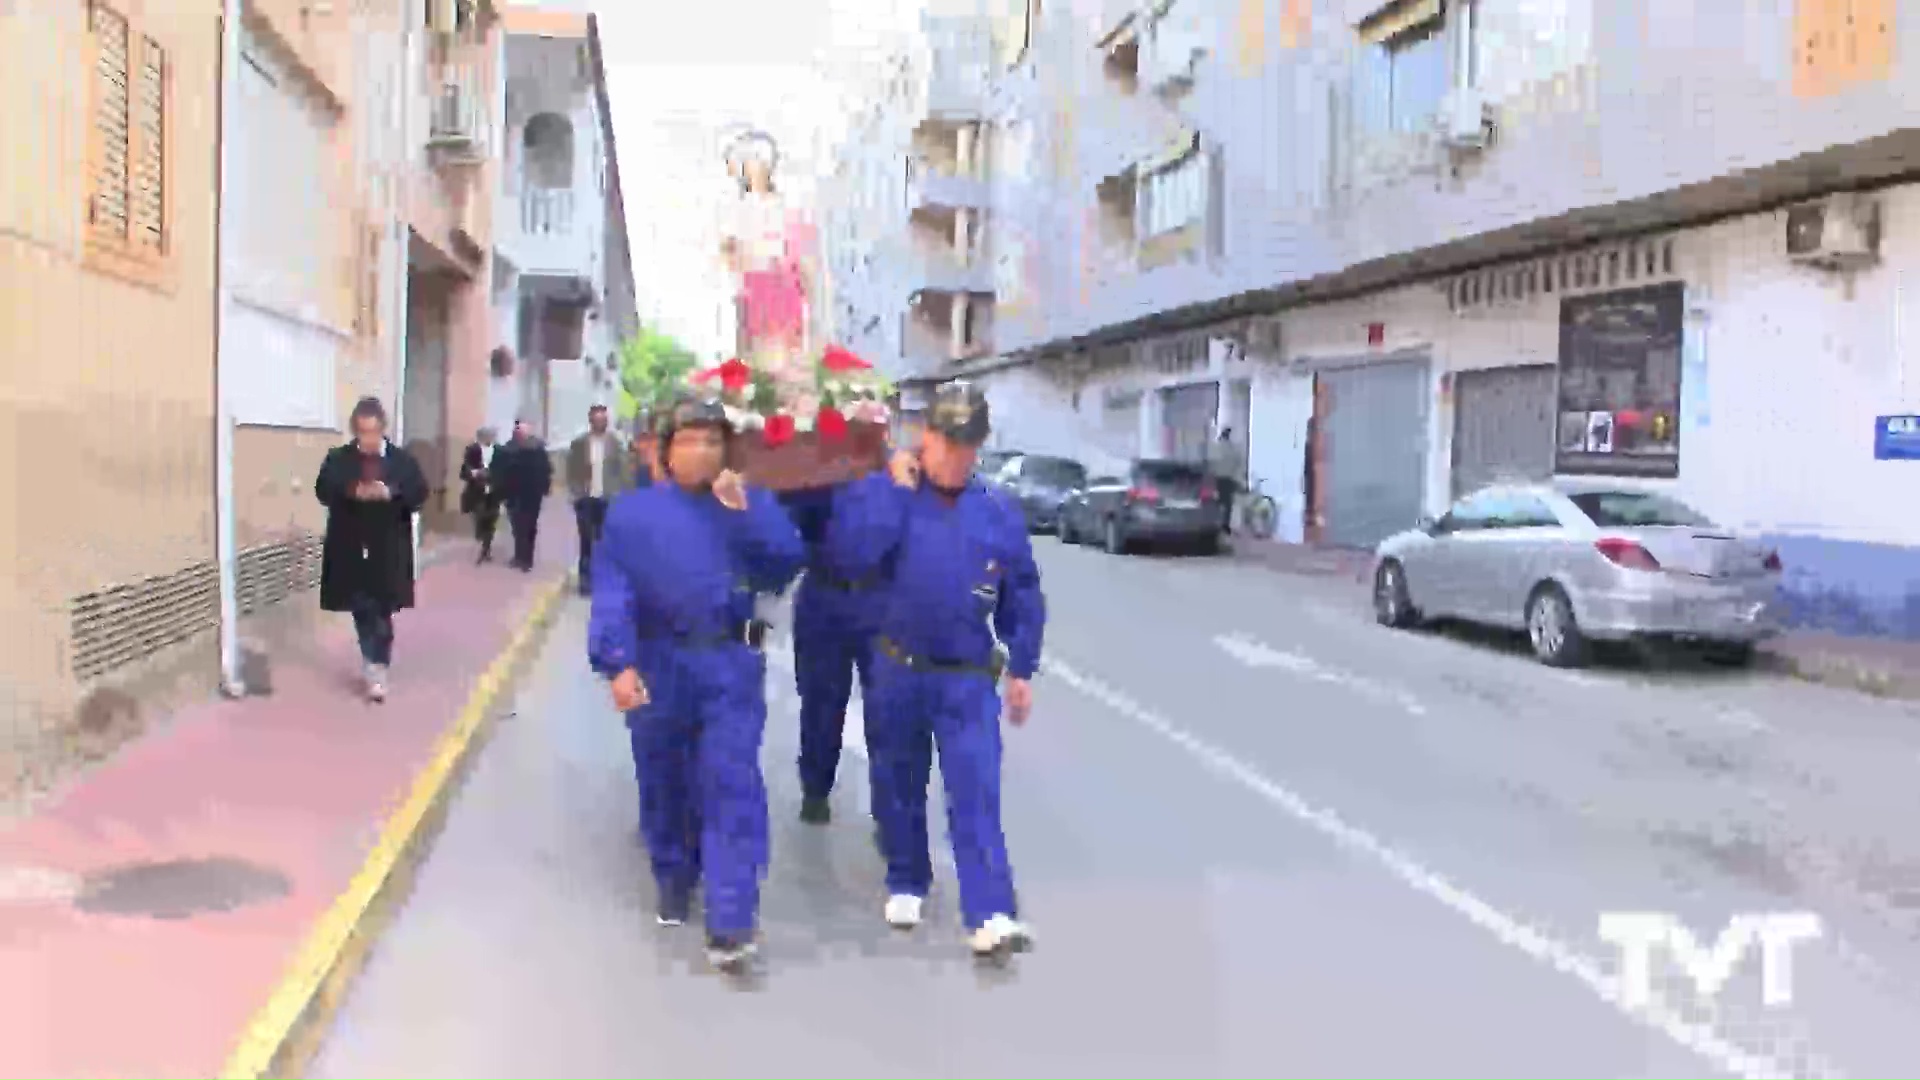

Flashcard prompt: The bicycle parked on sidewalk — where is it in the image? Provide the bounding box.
[1233,476,1278,540]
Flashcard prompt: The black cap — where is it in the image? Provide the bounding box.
[926,381,990,446]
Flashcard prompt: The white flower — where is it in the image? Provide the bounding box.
[794,412,816,434]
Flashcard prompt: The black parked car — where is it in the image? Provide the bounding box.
[997,454,1088,532]
[1057,459,1222,555]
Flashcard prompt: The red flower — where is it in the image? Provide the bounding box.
[816,406,849,442]
[718,357,752,393]
[821,344,872,372]
[763,413,796,448]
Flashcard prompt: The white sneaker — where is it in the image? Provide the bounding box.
[883,894,924,929]
[968,913,1033,957]
[365,664,388,703]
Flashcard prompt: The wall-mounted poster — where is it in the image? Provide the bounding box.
[1554,281,1684,478]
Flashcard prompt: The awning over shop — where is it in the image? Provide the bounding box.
[1355,0,1443,46]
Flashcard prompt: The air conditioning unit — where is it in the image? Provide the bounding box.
[427,82,483,160]
[1786,193,1882,270]
[1439,87,1494,151]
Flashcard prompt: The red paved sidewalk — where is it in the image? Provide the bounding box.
[0,501,577,1078]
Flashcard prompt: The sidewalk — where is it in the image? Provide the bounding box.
[0,501,577,1079]
[1230,537,1920,700]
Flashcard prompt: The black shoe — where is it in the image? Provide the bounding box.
[706,933,758,973]
[799,795,831,825]
[477,547,491,564]
[656,885,694,928]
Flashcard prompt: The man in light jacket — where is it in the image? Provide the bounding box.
[568,403,632,594]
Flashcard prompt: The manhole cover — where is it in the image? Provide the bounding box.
[73,857,290,919]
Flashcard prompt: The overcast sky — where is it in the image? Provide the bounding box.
[549,0,919,357]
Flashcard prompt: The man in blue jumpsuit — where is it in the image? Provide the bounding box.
[780,486,883,826]
[587,394,805,972]
[827,381,1044,959]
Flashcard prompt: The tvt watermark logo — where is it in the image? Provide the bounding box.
[1599,912,1823,1008]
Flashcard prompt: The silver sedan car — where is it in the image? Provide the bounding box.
[1371,480,1784,667]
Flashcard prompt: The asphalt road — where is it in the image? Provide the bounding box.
[311,538,1920,1079]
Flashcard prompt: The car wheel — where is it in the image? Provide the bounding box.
[1373,560,1420,628]
[1526,583,1590,668]
[1103,517,1129,555]
[1701,641,1757,667]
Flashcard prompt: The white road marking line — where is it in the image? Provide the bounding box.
[1041,655,1823,1080]
[1214,633,1429,717]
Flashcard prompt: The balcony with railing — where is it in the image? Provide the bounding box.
[424,45,492,167]
[510,186,592,277]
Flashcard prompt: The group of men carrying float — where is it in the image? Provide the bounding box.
[584,381,1045,974]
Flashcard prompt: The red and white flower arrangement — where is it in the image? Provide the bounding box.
[688,344,893,448]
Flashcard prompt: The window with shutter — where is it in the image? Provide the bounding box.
[88,1,131,242]
[132,37,166,253]
[85,0,171,283]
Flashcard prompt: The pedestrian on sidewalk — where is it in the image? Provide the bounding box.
[1209,426,1246,536]
[586,393,804,974]
[567,404,629,596]
[498,419,552,571]
[826,381,1044,960]
[779,485,883,828]
[315,396,429,704]
[459,426,504,563]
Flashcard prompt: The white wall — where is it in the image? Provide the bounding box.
[1239,180,1920,631]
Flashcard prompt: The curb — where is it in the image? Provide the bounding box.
[218,573,573,1080]
[1756,647,1917,700]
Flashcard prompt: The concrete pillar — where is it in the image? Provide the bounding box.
[954,207,971,262]
[955,122,975,176]
[950,293,970,358]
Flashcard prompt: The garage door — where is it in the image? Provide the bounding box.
[1320,360,1429,550]
[1159,382,1219,463]
[1450,365,1557,499]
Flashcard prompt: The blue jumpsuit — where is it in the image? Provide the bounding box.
[587,481,805,937]
[780,488,884,804]
[826,472,1046,932]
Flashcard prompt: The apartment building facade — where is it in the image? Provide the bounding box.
[950,0,1920,637]
[489,7,638,450]
[0,0,526,793]
[821,11,1002,414]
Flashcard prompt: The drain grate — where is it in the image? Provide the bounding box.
[73,857,291,920]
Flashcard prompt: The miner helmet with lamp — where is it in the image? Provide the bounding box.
[657,393,735,487]
[914,380,992,493]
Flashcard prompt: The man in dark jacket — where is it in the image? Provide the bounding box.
[459,425,504,563]
[315,396,429,703]
[499,418,553,572]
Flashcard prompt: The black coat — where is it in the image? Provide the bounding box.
[459,441,503,514]
[315,441,429,614]
[496,439,553,511]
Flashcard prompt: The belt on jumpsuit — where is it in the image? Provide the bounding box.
[643,619,769,650]
[876,636,1004,679]
[810,569,882,592]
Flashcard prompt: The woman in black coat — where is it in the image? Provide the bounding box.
[315,396,429,702]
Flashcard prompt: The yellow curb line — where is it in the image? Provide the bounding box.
[219,575,573,1080]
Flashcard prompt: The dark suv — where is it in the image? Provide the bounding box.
[1057,459,1222,554]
